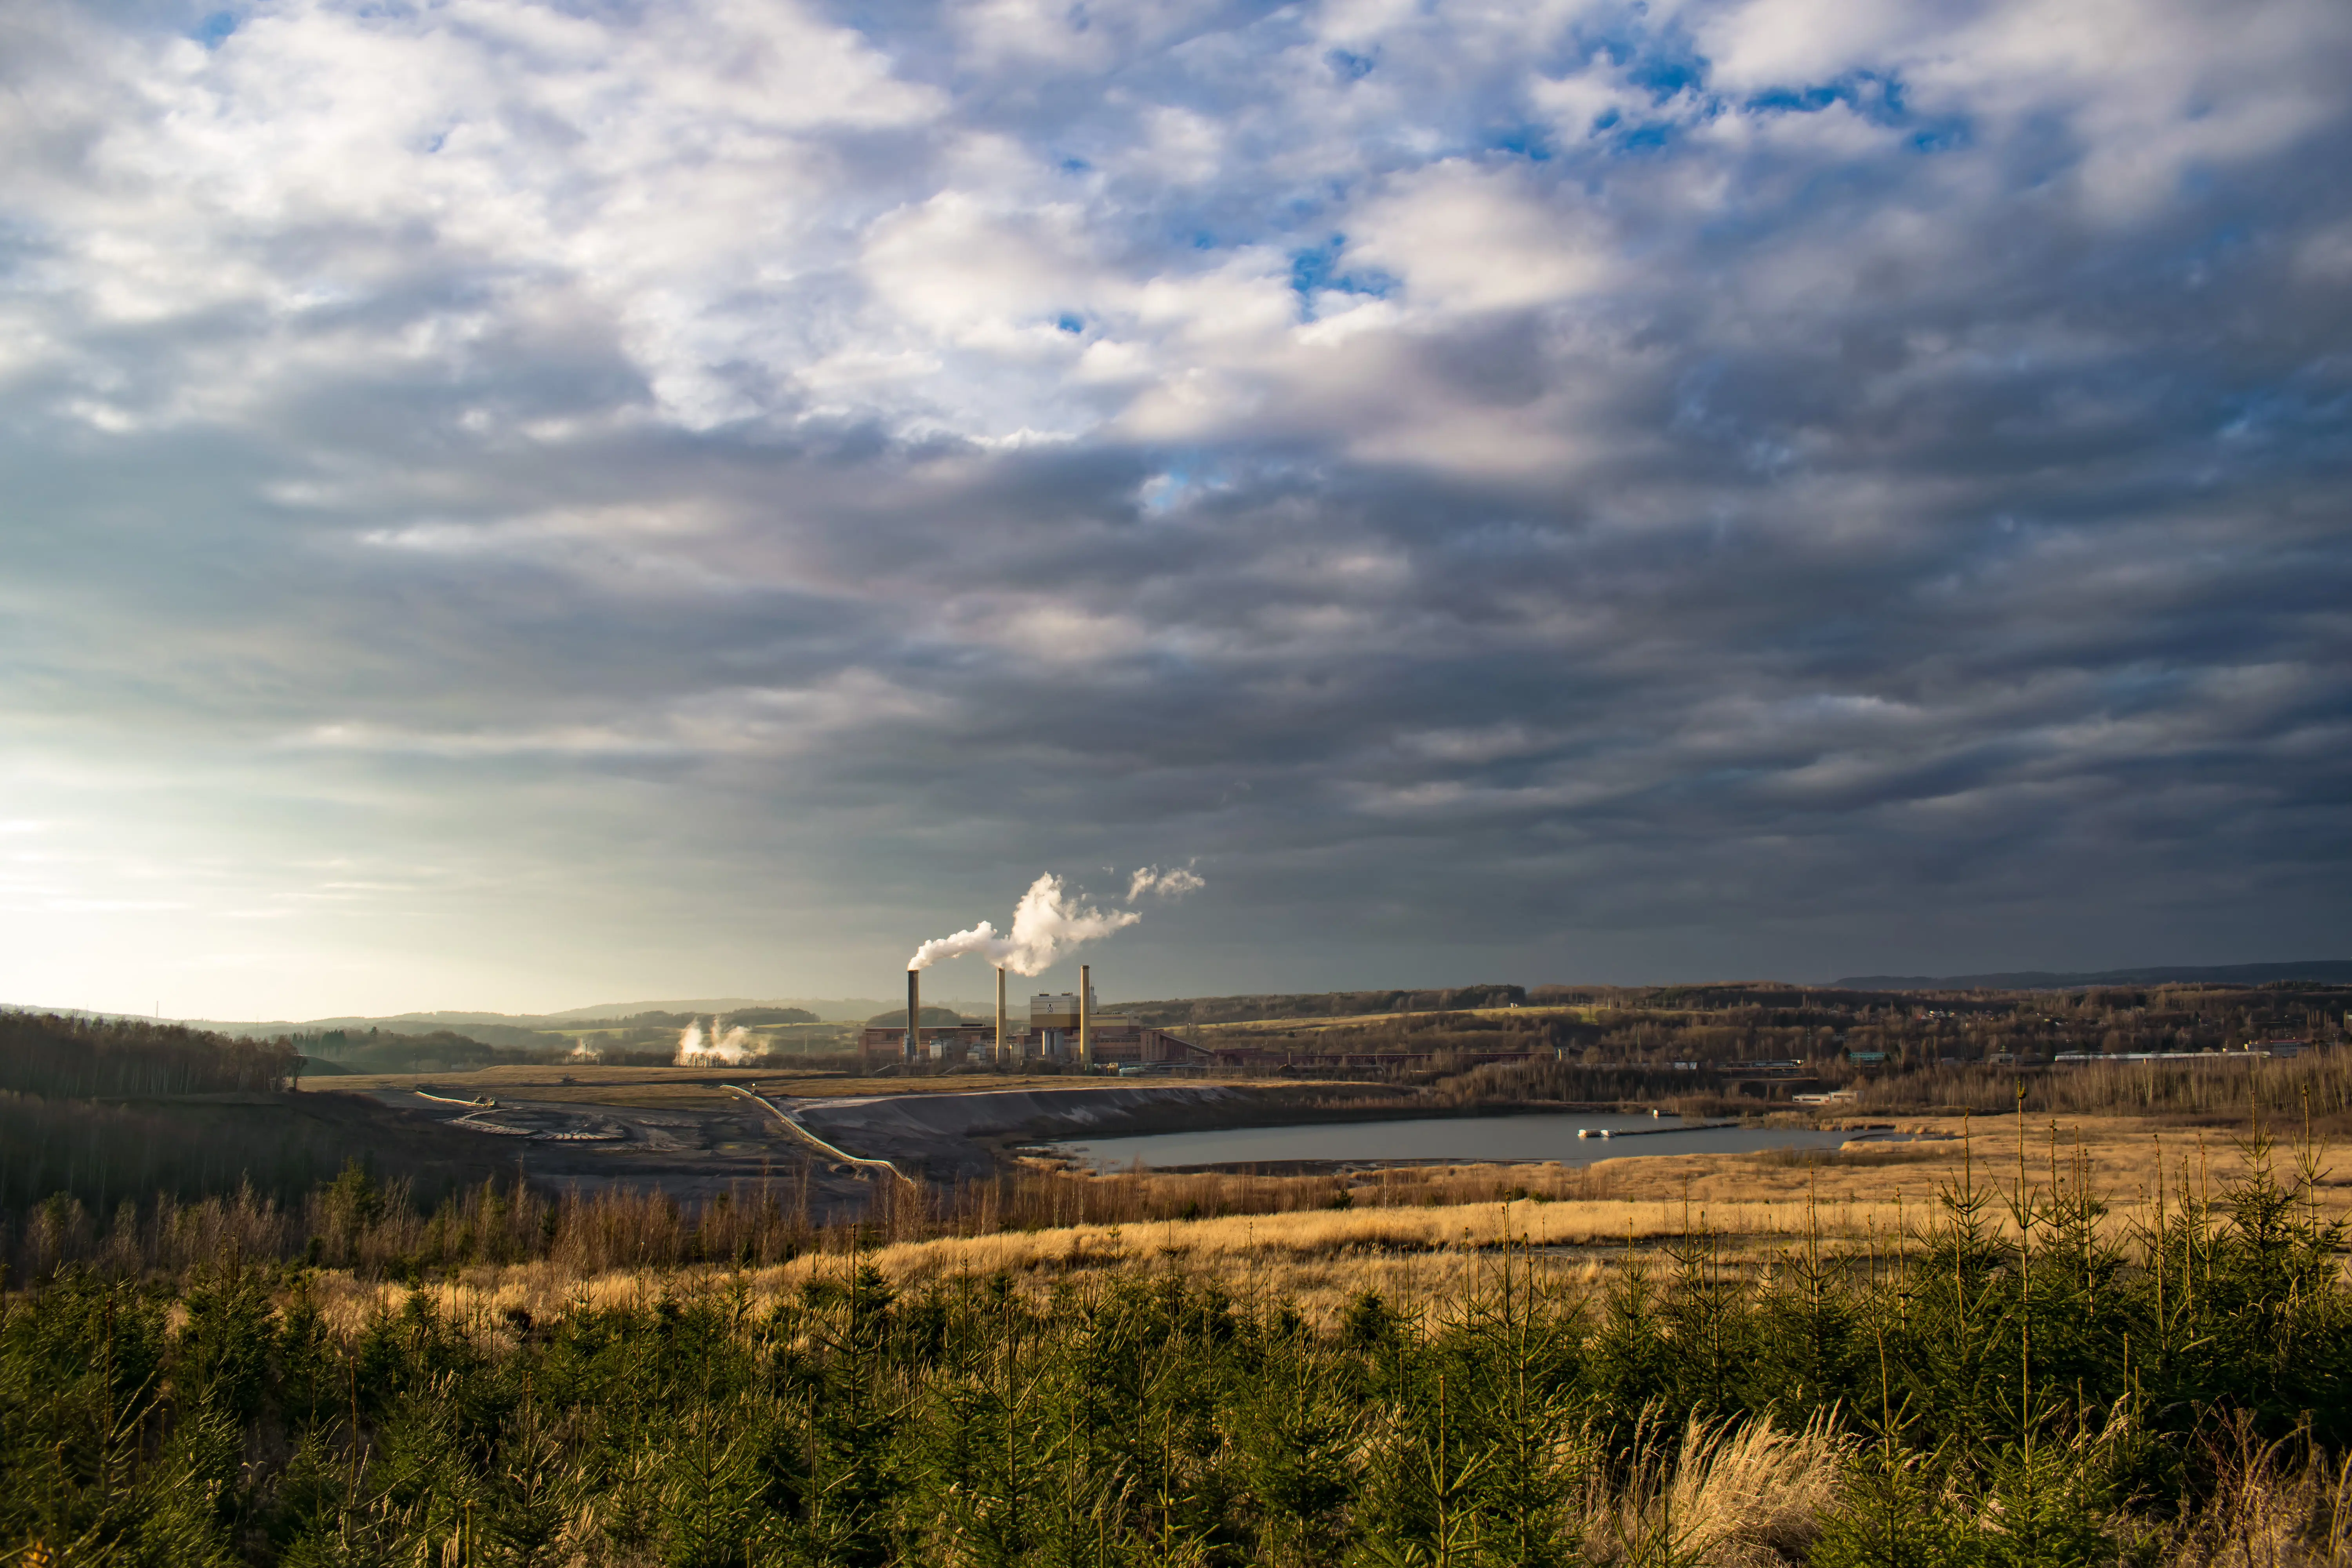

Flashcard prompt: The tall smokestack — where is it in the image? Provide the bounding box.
[906,969,920,1063]
[995,966,1007,1067]
[1079,963,1092,1071]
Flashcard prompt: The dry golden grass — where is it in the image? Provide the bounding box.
[1592,1414,1849,1568]
[304,1230,1594,1342]
[292,1108,2352,1343]
[1573,1112,2352,1224]
[1006,1111,2352,1254]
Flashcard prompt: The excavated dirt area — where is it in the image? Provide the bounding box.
[352,1085,850,1207]
[791,1084,1271,1181]
[326,1076,1338,1213]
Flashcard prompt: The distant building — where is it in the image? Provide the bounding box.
[857,982,1207,1069]
[858,1023,995,1062]
[1029,985,1094,1060]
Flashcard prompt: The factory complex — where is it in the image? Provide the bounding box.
[858,964,1205,1073]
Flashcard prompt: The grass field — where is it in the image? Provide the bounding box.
[278,1109,2352,1334]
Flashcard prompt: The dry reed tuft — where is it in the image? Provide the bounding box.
[2161,1418,2352,1568]
[1583,1413,1848,1567]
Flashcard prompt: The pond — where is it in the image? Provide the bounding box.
[1050,1111,1884,1171]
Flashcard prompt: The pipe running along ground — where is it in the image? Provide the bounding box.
[724,1085,917,1185]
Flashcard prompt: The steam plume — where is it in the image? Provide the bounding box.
[908,865,1201,976]
[1127,864,1205,901]
[675,1016,758,1065]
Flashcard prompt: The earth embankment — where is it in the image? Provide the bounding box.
[793,1082,1363,1179]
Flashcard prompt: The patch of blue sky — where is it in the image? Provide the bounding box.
[1287,236,1343,296]
[1909,124,1971,154]
[1564,8,1712,100]
[191,10,238,47]
[1486,124,1555,162]
[1746,71,1904,125]
[1608,122,1680,154]
[1140,178,1347,265]
[1325,48,1376,82]
[2211,382,2340,447]
[1136,455,1225,516]
[1742,71,1971,152]
[1056,314,1085,335]
[1565,103,1721,158]
[1288,237,1396,318]
[1630,55,1704,102]
[1577,107,1700,158]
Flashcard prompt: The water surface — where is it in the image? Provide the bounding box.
[1053,1111,1873,1170]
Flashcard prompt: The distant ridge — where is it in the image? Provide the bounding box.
[187,999,973,1033]
[1834,960,2352,991]
[1,998,970,1035]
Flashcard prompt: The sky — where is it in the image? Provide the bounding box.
[3,0,2349,1020]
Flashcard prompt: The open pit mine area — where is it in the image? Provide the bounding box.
[319,1070,1361,1212]
[344,1080,847,1207]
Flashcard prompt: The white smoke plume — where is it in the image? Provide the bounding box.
[1127,864,1205,901]
[675,1017,759,1065]
[569,1037,603,1062]
[908,866,1202,977]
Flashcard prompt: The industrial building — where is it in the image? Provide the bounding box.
[858,965,1205,1071]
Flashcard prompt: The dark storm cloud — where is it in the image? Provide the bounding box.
[1,0,2348,1012]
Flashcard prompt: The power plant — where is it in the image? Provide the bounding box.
[865,962,1201,1072]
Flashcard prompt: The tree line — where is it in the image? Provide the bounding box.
[0,1012,299,1100]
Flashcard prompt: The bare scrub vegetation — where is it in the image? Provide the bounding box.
[1446,1040,2352,1129]
[1158,979,2347,1087]
[0,1156,1750,1283]
[13,1107,2350,1289]
[1860,1048,2352,1122]
[6,1115,2352,1565]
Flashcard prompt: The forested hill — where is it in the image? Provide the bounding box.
[1837,960,2352,989]
[0,1010,299,1098]
[0,1010,515,1216]
[1112,985,1527,1027]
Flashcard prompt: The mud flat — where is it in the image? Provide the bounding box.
[800,1086,1383,1185]
[798,1083,1271,1138]
[343,1083,852,1205]
[325,1076,1379,1205]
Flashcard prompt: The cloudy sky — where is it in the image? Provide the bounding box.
[4,0,2348,1018]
